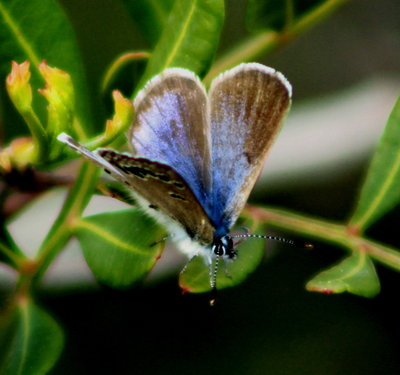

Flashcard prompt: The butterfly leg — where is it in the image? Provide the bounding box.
[223,263,233,280]
[179,253,202,277]
[149,235,169,247]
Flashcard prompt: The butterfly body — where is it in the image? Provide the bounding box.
[97,149,232,265]
[58,63,291,281]
[129,186,213,261]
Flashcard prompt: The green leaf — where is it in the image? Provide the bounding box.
[350,97,400,231]
[306,252,381,298]
[74,209,166,288]
[245,0,325,32]
[136,0,224,93]
[120,0,175,45]
[0,300,64,375]
[179,219,265,293]
[0,0,92,139]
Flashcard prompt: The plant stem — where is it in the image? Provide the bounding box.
[204,32,279,86]
[245,205,347,245]
[72,117,88,141]
[20,109,48,162]
[360,239,400,272]
[245,205,400,272]
[0,240,23,268]
[204,0,350,85]
[101,51,150,93]
[31,162,99,285]
[290,0,349,37]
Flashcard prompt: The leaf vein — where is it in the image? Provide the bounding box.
[163,0,197,69]
[357,152,400,228]
[16,303,31,375]
[0,2,41,68]
[76,220,148,255]
[341,252,365,282]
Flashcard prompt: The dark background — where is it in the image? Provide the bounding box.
[6,0,400,373]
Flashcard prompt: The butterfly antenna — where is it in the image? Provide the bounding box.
[230,233,313,249]
[209,256,220,306]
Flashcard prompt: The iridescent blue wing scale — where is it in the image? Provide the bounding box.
[209,63,292,231]
[130,68,211,208]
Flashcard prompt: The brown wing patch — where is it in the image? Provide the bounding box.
[99,150,215,245]
[209,64,292,227]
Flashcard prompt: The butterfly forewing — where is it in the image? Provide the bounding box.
[57,134,126,181]
[98,150,215,245]
[131,69,211,205]
[209,63,292,229]
[57,134,215,245]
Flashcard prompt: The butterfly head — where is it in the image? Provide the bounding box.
[208,234,237,306]
[211,234,237,260]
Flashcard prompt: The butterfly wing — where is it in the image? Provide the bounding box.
[130,68,211,207]
[57,134,215,245]
[57,133,126,180]
[209,63,292,230]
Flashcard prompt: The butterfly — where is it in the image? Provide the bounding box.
[58,63,292,293]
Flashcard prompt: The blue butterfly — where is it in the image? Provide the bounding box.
[58,63,292,291]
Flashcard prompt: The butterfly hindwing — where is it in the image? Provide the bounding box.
[209,63,292,229]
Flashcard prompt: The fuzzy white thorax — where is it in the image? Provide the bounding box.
[131,191,213,265]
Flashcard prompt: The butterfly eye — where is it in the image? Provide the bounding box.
[212,241,224,256]
[212,235,235,258]
[221,234,233,248]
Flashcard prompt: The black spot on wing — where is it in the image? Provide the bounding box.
[119,166,147,178]
[156,173,171,182]
[173,181,185,189]
[169,192,187,201]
